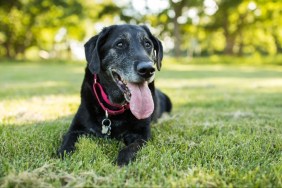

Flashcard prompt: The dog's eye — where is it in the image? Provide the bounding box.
[145,41,152,48]
[116,42,124,48]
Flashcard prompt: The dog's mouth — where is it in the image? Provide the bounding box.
[111,70,154,119]
[111,71,131,103]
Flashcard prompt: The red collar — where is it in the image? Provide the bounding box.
[92,74,130,116]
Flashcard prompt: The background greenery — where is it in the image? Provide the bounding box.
[1,0,282,59]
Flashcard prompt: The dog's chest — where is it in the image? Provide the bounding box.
[111,120,123,127]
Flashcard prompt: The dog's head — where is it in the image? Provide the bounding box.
[84,24,163,119]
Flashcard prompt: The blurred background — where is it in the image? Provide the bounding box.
[0,0,281,62]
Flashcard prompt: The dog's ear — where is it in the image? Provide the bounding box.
[141,25,163,71]
[84,36,98,73]
[84,27,110,74]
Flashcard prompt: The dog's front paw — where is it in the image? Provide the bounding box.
[117,141,144,166]
[57,146,74,159]
[116,139,147,166]
[117,146,136,166]
[57,149,68,159]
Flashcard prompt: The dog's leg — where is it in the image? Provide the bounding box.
[58,104,96,158]
[57,113,87,158]
[57,129,85,158]
[117,126,151,166]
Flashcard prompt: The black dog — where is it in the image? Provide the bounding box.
[58,24,172,166]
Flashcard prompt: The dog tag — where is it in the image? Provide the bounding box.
[102,125,109,134]
[101,118,111,135]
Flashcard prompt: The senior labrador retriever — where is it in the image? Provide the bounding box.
[58,24,172,166]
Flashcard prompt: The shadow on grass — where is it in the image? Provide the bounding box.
[0,81,81,99]
[175,90,282,127]
[159,68,282,79]
[0,64,85,99]
[1,63,282,100]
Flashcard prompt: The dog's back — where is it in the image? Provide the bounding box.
[152,89,172,121]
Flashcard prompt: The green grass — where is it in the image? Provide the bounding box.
[0,58,282,187]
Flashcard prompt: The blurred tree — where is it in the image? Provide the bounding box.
[141,0,282,56]
[253,0,282,54]
[205,0,282,55]
[168,0,186,56]
[0,0,85,58]
[156,0,202,56]
[1,0,281,59]
[205,0,244,55]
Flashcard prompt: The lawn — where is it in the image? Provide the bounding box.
[0,58,281,187]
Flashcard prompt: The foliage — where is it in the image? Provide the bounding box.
[206,0,282,55]
[0,0,83,58]
[0,0,120,59]
[0,0,282,59]
[116,0,282,56]
[0,58,282,187]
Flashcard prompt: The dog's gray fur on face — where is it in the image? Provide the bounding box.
[97,25,159,104]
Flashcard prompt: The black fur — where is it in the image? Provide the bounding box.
[58,24,172,166]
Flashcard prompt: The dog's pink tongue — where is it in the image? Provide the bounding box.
[127,82,154,119]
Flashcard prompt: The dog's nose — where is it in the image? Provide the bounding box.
[136,61,155,79]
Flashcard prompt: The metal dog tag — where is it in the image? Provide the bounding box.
[101,118,111,135]
[102,125,109,134]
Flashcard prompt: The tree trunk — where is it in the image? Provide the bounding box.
[222,11,235,55]
[173,16,181,57]
[4,43,12,58]
[171,0,186,57]
[237,30,244,56]
[224,36,235,55]
[273,28,282,53]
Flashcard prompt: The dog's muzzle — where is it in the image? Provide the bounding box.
[136,61,155,79]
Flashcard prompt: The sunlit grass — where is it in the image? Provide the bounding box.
[0,58,282,187]
[0,95,79,125]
